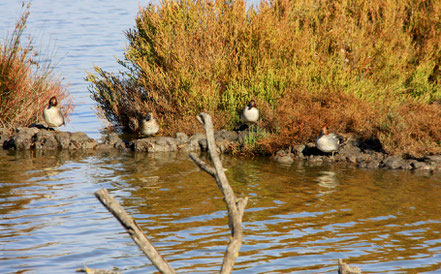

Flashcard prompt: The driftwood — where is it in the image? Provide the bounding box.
[189,113,248,273]
[94,188,175,274]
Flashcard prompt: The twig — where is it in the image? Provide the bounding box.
[189,112,248,274]
[94,188,175,274]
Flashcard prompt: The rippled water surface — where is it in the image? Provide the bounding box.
[1,1,441,273]
[1,150,441,273]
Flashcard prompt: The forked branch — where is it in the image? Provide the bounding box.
[189,112,248,274]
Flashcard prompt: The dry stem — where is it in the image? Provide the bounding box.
[189,112,248,273]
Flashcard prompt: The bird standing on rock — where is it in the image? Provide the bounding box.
[140,112,159,136]
[315,125,341,157]
[43,96,65,129]
[241,100,259,124]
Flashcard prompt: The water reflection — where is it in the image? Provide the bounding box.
[316,170,339,194]
[1,151,441,272]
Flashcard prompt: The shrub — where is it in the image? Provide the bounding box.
[0,4,72,130]
[88,0,441,156]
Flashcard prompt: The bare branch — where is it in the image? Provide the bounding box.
[191,112,248,274]
[189,152,216,178]
[237,197,248,220]
[95,189,175,274]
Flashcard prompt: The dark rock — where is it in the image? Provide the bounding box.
[34,130,58,150]
[114,140,129,150]
[215,138,231,154]
[96,143,113,150]
[184,133,205,152]
[0,128,11,147]
[16,127,40,135]
[412,161,433,170]
[4,127,39,150]
[237,131,249,145]
[366,150,386,162]
[400,160,413,170]
[69,132,98,150]
[339,142,362,160]
[131,138,152,152]
[103,132,122,146]
[358,160,380,169]
[198,138,208,152]
[132,136,177,152]
[425,155,441,169]
[55,132,71,149]
[274,150,294,164]
[293,144,306,158]
[425,155,441,163]
[175,132,188,144]
[308,155,324,163]
[215,130,238,142]
[383,155,405,169]
[102,133,127,150]
[346,155,358,164]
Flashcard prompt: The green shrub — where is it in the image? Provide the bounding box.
[88,0,441,156]
[0,4,72,130]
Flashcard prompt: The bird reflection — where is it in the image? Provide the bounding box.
[315,171,339,195]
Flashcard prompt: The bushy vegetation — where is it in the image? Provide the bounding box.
[0,4,72,130]
[88,0,441,157]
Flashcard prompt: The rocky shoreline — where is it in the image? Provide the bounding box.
[1,125,441,172]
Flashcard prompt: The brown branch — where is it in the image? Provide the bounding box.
[94,189,175,274]
[190,112,248,274]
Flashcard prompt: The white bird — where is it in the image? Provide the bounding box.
[43,96,65,129]
[140,112,159,136]
[240,100,259,123]
[315,125,341,157]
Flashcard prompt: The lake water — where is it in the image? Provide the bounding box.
[1,1,441,273]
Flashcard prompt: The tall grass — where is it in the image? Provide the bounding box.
[88,0,441,157]
[0,4,72,130]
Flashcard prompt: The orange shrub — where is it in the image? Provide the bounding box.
[88,0,441,156]
[0,4,72,130]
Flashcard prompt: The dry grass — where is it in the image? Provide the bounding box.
[88,0,441,157]
[0,4,72,131]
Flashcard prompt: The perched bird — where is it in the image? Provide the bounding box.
[43,96,65,129]
[140,112,159,136]
[240,100,259,123]
[315,125,341,157]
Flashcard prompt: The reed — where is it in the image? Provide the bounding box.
[88,0,441,157]
[0,4,72,130]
